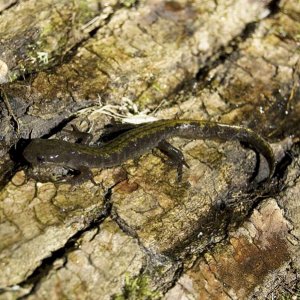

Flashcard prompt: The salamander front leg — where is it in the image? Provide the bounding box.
[157,140,189,182]
[69,166,98,186]
[63,124,93,145]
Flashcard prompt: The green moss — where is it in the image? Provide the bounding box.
[41,21,56,37]
[73,0,96,23]
[8,71,21,83]
[113,274,161,300]
[120,0,138,8]
[23,0,97,72]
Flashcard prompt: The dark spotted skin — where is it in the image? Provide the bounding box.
[22,119,275,183]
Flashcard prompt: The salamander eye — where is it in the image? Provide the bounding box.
[37,156,45,163]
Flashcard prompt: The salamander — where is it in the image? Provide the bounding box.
[22,119,275,183]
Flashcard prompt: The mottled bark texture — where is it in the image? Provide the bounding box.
[0,0,299,299]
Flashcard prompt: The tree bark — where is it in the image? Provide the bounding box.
[0,0,299,299]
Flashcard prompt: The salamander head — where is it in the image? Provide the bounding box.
[22,139,62,166]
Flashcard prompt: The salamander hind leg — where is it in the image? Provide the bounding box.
[239,141,263,182]
[157,140,189,182]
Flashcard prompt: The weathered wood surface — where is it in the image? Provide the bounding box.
[0,0,299,299]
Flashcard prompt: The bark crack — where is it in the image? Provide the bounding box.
[4,188,113,298]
